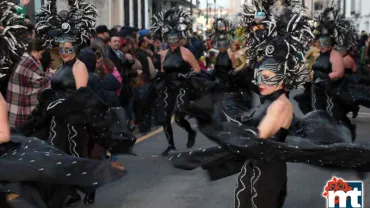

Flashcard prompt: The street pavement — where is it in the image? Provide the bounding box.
[11,89,370,208]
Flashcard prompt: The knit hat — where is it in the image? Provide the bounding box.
[78,48,97,72]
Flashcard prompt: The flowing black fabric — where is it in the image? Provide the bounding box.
[338,73,370,108]
[169,89,370,207]
[18,88,136,155]
[0,134,125,208]
[0,134,125,187]
[170,91,370,172]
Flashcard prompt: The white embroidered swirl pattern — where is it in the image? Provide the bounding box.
[235,161,248,208]
[251,167,261,208]
[49,116,56,146]
[67,124,79,157]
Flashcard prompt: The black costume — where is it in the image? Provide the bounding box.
[151,8,199,156]
[307,6,358,138]
[311,51,350,127]
[214,51,233,85]
[209,19,234,88]
[155,47,197,155]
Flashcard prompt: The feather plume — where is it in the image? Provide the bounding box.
[150,7,192,40]
[207,18,234,46]
[0,1,27,76]
[247,2,314,90]
[314,2,356,50]
[35,0,98,48]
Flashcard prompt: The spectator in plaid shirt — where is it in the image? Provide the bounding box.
[6,39,51,127]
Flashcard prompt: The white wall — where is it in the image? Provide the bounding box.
[345,0,370,33]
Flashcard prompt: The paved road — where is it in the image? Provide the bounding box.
[12,90,370,208]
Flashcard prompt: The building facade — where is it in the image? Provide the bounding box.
[345,0,370,33]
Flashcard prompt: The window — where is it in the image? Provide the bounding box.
[314,2,323,11]
[351,0,356,14]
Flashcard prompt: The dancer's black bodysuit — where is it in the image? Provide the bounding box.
[161,47,196,154]
[234,90,287,208]
[51,59,77,99]
[312,51,354,137]
[214,51,233,86]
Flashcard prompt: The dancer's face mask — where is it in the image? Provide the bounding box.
[167,32,180,45]
[319,37,332,52]
[255,58,284,95]
[58,42,76,63]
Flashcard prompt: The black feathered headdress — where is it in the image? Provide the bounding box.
[249,3,314,90]
[35,0,98,48]
[239,0,276,51]
[151,8,192,40]
[0,1,27,76]
[314,3,356,50]
[208,18,234,48]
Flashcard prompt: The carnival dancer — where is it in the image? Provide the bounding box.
[167,3,370,208]
[19,0,136,205]
[209,18,236,90]
[0,1,27,96]
[151,8,202,156]
[310,5,357,139]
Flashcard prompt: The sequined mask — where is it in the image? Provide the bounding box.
[254,59,284,86]
[167,33,180,45]
[319,37,332,48]
[59,46,76,54]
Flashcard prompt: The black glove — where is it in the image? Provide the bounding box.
[313,71,329,80]
[228,70,236,76]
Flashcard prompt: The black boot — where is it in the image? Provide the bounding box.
[83,191,95,205]
[351,124,357,142]
[162,146,176,156]
[63,190,81,206]
[352,106,360,119]
[187,130,197,148]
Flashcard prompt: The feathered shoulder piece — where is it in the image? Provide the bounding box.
[150,7,192,40]
[35,0,98,48]
[0,1,27,75]
[314,3,356,50]
[208,18,234,43]
[249,4,314,90]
